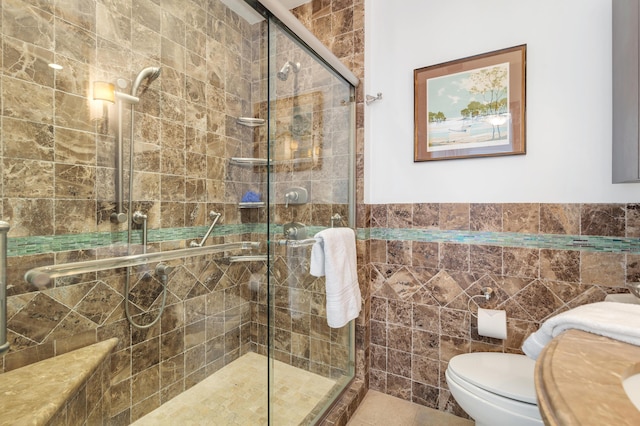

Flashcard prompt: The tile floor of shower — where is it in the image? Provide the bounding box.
[132,352,340,425]
[132,352,472,426]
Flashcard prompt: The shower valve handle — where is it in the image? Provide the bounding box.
[284,187,308,208]
[155,263,173,277]
[111,212,128,224]
[285,191,298,208]
[283,222,307,240]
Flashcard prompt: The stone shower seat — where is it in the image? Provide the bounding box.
[0,338,118,425]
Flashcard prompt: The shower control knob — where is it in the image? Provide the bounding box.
[284,187,308,208]
[283,222,308,240]
[155,263,173,277]
[110,212,128,224]
[285,191,298,208]
[285,226,298,238]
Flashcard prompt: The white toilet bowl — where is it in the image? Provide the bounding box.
[445,352,543,426]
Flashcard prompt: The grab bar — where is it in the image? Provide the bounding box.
[277,238,317,247]
[0,221,10,356]
[25,241,260,287]
[190,211,221,247]
[229,255,268,262]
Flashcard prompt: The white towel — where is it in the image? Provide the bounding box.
[522,301,640,360]
[310,228,362,328]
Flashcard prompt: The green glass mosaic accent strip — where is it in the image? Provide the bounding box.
[7,224,267,257]
[357,228,370,240]
[12,225,637,258]
[368,228,640,254]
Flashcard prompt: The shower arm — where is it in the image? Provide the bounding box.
[0,221,10,356]
[190,211,222,248]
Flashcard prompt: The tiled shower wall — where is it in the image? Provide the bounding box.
[1,0,360,424]
[367,202,640,417]
[1,0,265,423]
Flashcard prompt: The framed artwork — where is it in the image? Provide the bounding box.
[414,45,526,161]
[260,91,324,171]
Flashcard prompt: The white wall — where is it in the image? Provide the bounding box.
[364,0,640,204]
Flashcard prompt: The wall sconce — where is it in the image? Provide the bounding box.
[289,139,299,159]
[92,81,115,134]
[93,81,115,103]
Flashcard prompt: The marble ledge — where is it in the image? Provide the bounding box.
[0,338,118,425]
[535,329,640,426]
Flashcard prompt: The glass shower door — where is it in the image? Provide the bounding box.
[267,18,356,426]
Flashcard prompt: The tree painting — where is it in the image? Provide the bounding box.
[466,64,508,139]
[428,111,446,123]
[426,62,510,151]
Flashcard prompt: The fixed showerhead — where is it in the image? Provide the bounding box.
[277,61,301,81]
[131,66,161,96]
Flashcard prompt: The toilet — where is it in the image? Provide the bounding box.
[445,352,543,426]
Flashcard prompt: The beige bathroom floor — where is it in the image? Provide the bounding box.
[133,352,337,425]
[347,390,473,426]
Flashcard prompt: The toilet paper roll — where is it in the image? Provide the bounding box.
[477,308,507,339]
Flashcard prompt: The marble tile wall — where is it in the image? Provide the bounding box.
[1,0,361,424]
[0,1,266,424]
[251,243,351,378]
[367,202,640,417]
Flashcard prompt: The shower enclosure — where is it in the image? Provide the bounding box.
[0,0,357,424]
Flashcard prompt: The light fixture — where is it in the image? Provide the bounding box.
[289,139,300,159]
[92,81,115,134]
[93,81,115,103]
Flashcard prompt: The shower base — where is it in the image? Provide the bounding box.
[132,352,337,425]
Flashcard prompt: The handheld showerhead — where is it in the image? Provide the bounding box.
[277,61,300,81]
[131,67,161,96]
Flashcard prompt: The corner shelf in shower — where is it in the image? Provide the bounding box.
[236,117,266,127]
[229,157,271,166]
[238,202,265,208]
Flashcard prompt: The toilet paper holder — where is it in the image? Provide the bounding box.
[467,287,494,318]
[468,286,508,339]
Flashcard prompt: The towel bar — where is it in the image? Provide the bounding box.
[277,238,316,247]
